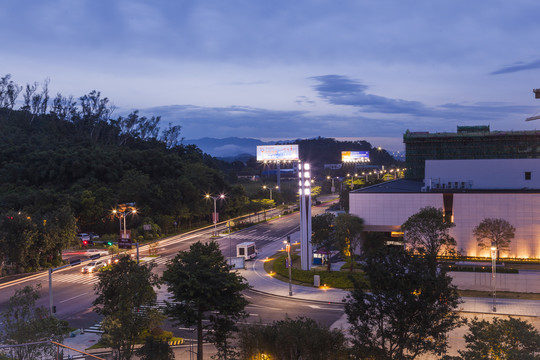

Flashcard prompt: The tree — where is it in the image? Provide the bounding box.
[237,317,348,360]
[401,206,456,266]
[311,212,336,271]
[93,256,162,360]
[162,241,249,360]
[458,317,540,359]
[0,211,39,273]
[473,218,515,260]
[136,337,175,360]
[0,285,69,360]
[344,246,462,360]
[333,213,364,272]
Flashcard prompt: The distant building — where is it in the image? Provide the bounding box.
[349,159,540,259]
[404,126,540,179]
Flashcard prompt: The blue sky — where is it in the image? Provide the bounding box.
[2,0,540,151]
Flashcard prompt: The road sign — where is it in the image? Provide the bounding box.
[119,230,132,249]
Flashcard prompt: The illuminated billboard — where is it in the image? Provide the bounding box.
[342,151,370,162]
[257,145,299,161]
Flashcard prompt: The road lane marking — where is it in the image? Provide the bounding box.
[306,304,343,311]
[60,292,88,303]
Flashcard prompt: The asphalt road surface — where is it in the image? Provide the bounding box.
[0,202,343,335]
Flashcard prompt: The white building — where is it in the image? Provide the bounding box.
[349,159,540,259]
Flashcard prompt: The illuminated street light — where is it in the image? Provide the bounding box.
[112,204,137,240]
[206,193,225,236]
[327,176,336,194]
[262,185,278,200]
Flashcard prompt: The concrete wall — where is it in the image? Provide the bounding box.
[425,159,540,190]
[350,191,540,259]
[449,271,540,293]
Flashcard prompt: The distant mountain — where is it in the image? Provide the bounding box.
[183,137,275,157]
[184,136,406,163]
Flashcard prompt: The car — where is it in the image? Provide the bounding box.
[88,232,100,240]
[81,260,106,273]
[77,233,93,246]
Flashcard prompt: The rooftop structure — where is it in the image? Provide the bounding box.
[403,126,540,179]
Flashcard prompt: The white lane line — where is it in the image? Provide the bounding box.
[306,305,343,311]
[60,292,89,303]
[246,304,282,311]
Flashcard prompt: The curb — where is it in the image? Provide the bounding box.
[246,287,346,305]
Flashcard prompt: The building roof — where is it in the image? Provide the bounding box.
[351,179,423,193]
[351,178,540,194]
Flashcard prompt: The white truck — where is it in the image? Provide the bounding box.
[236,241,258,260]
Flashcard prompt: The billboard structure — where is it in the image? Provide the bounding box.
[342,151,370,163]
[257,145,299,162]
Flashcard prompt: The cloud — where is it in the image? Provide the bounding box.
[490,59,540,75]
[134,104,404,140]
[310,75,434,116]
[310,74,537,122]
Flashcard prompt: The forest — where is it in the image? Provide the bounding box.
[0,74,400,274]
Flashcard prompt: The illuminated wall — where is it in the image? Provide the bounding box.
[349,191,540,259]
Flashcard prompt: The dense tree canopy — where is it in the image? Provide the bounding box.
[162,241,249,360]
[458,317,540,360]
[238,317,348,360]
[401,206,456,266]
[93,256,162,360]
[0,285,69,360]
[345,246,462,360]
[473,218,515,259]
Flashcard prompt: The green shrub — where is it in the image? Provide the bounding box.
[272,254,368,289]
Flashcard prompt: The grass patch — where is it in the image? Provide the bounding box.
[267,252,368,290]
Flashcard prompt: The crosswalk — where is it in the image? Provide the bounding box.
[52,273,100,285]
[225,233,282,243]
[146,256,171,266]
[84,321,104,334]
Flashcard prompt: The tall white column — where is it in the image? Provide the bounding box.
[299,162,312,270]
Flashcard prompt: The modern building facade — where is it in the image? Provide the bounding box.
[404,126,540,179]
[349,159,540,259]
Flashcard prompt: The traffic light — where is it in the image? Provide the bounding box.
[82,240,88,246]
[107,241,113,246]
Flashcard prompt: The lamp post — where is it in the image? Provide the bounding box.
[206,193,225,236]
[491,242,497,312]
[327,176,336,194]
[262,185,278,200]
[112,205,137,240]
[284,236,293,296]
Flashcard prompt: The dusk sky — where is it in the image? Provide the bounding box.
[3,1,540,151]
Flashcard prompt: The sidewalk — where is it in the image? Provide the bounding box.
[238,230,348,304]
[238,230,540,318]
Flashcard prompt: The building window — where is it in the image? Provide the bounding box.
[525,171,532,180]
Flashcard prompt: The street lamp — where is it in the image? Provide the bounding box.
[206,193,225,236]
[112,205,137,240]
[262,185,278,200]
[284,235,293,296]
[491,243,497,312]
[327,176,336,194]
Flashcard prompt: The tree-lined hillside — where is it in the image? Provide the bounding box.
[0,74,246,273]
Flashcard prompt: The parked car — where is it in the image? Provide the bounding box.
[81,260,106,273]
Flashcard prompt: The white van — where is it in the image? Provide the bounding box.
[236,242,258,260]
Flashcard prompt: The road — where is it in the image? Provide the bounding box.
[0,201,344,335]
